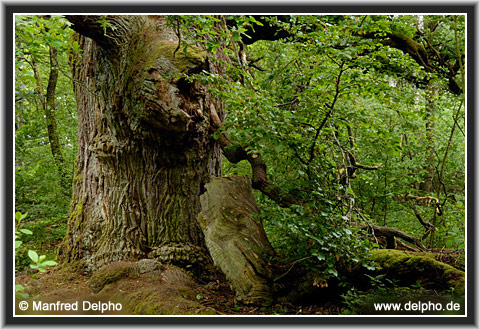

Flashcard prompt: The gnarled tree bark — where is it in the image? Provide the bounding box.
[198,176,276,305]
[58,15,224,277]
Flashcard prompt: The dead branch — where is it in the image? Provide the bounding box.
[353,222,426,251]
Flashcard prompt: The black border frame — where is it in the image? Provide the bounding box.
[3,2,476,326]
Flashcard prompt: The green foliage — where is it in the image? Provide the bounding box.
[15,15,75,255]
[15,211,33,271]
[96,15,117,35]
[15,211,58,273]
[184,14,464,279]
[15,284,29,300]
[15,211,57,299]
[340,278,464,315]
[27,250,58,272]
[257,197,377,282]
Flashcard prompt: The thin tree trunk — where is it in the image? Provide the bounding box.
[421,80,440,193]
[30,46,69,190]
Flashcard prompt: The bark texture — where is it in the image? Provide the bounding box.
[198,176,276,305]
[58,15,224,275]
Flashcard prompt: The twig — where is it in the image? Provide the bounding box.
[273,256,314,282]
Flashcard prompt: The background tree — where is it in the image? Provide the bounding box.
[16,15,75,192]
[15,15,78,266]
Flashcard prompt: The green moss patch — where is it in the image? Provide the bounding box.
[90,261,138,293]
[144,41,206,73]
[122,286,215,315]
[369,249,464,294]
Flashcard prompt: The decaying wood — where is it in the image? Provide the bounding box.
[354,222,426,251]
[198,176,276,305]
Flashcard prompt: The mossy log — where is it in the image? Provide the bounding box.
[367,249,465,294]
[198,176,276,305]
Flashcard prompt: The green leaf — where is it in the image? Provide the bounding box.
[41,260,58,267]
[15,211,28,222]
[232,31,241,41]
[19,229,33,235]
[28,250,38,263]
[327,268,338,277]
[346,187,356,197]
[37,266,47,273]
[15,241,22,249]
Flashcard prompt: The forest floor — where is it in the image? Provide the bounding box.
[14,263,343,316]
[14,248,465,316]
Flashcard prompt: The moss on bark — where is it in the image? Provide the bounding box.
[59,16,222,274]
[142,41,207,73]
[368,249,464,294]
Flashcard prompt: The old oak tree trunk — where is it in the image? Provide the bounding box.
[57,15,279,304]
[58,15,225,274]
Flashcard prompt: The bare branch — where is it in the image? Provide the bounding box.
[354,222,426,251]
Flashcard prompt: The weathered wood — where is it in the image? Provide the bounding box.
[198,176,275,305]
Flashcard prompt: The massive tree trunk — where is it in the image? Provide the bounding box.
[58,15,224,276]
